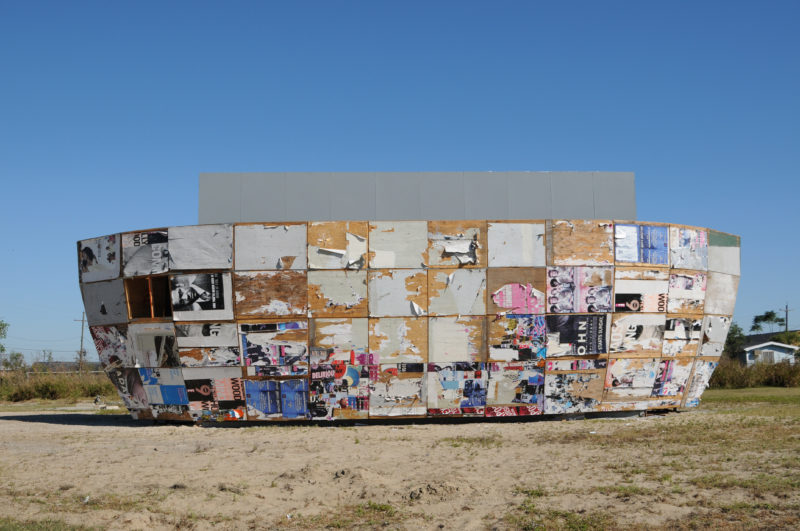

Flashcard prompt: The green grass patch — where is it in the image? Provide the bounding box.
[0,371,115,402]
[0,517,93,530]
[435,432,503,449]
[701,386,800,405]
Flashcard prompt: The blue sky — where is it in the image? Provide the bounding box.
[1,1,798,361]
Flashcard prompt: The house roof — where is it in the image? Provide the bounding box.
[743,330,800,350]
[743,342,800,352]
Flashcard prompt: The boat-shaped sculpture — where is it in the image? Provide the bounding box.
[78,220,740,422]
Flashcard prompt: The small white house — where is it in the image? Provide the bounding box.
[741,342,799,366]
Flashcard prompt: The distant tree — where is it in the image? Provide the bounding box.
[723,322,746,359]
[0,320,7,355]
[750,311,786,333]
[2,352,26,371]
[771,330,800,346]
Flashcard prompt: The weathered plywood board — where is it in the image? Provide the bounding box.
[233,271,306,318]
[168,224,233,270]
[234,223,307,270]
[368,317,428,364]
[428,316,486,363]
[121,230,169,277]
[704,272,739,315]
[426,362,486,415]
[81,279,128,326]
[667,270,706,315]
[105,367,149,410]
[139,368,189,406]
[428,268,486,316]
[609,313,666,357]
[669,226,708,270]
[182,367,247,421]
[369,363,426,417]
[485,361,544,415]
[543,371,605,414]
[487,315,547,362]
[708,230,741,276]
[427,220,487,268]
[307,270,368,317]
[662,315,702,357]
[545,314,609,357]
[240,321,308,370]
[149,404,192,421]
[171,272,235,321]
[651,357,694,397]
[545,358,607,371]
[78,234,120,283]
[684,359,719,407]
[126,322,180,368]
[699,315,732,357]
[308,221,368,270]
[368,269,428,317]
[486,268,546,315]
[309,318,369,364]
[243,379,282,420]
[487,222,546,267]
[368,221,428,269]
[309,363,375,420]
[613,267,669,313]
[546,266,613,313]
[174,322,239,348]
[613,224,668,265]
[549,220,614,266]
[90,325,131,369]
[179,347,241,367]
[604,358,659,399]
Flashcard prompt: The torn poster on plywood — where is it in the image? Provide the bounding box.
[426,363,486,416]
[90,325,131,369]
[171,273,234,321]
[149,404,192,421]
[127,322,179,368]
[604,358,659,399]
[609,314,665,357]
[105,367,149,410]
[546,358,607,371]
[613,268,669,313]
[487,315,547,363]
[309,363,375,420]
[168,224,233,270]
[78,234,120,283]
[175,323,238,348]
[307,270,368,317]
[708,230,741,276]
[369,363,426,417]
[182,367,247,422]
[546,266,613,313]
[486,267,546,315]
[597,398,680,412]
[669,227,708,270]
[368,221,428,268]
[651,358,693,397]
[487,222,546,267]
[543,371,604,414]
[179,347,241,367]
[138,368,189,406]
[704,272,739,316]
[233,271,306,318]
[545,314,609,357]
[427,220,487,268]
[684,359,719,407]
[244,379,282,420]
[309,318,369,365]
[428,316,486,363]
[234,223,307,270]
[368,269,428,317]
[485,361,544,416]
[428,268,486,316]
[368,317,427,364]
[614,224,668,265]
[121,230,168,277]
[662,316,702,357]
[667,271,706,315]
[81,279,127,326]
[699,315,732,357]
[308,221,368,270]
[240,321,308,372]
[550,220,614,266]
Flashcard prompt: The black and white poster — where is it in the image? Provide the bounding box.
[122,230,169,277]
[545,314,608,357]
[170,273,233,321]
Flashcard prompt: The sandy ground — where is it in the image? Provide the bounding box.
[0,401,799,530]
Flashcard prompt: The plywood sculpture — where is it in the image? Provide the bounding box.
[78,220,739,422]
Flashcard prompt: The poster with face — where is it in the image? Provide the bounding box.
[78,235,120,283]
[170,273,234,321]
[122,230,169,277]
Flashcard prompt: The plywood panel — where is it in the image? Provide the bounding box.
[426,362,486,416]
[704,272,739,315]
[90,325,130,369]
[487,315,547,363]
[309,318,369,364]
[240,321,308,371]
[543,371,605,414]
[174,323,238,348]
[307,270,368,317]
[613,224,668,266]
[699,315,732,357]
[549,220,614,266]
[368,317,428,364]
[613,267,669,313]
[427,220,487,268]
[486,268,546,315]
[168,224,233,270]
[428,316,486,363]
[708,230,741,276]
[485,361,544,416]
[662,315,702,357]
[233,271,306,318]
[368,269,428,317]
[78,234,120,283]
[669,226,708,270]
[428,268,486,316]
[309,363,375,420]
[121,230,169,277]
[368,221,428,268]
[369,363,426,417]
[308,221,368,269]
[487,222,546,267]
[609,313,666,357]
[604,358,659,399]
[684,358,719,407]
[545,314,609,357]
[127,322,179,368]
[81,279,128,326]
[546,266,613,313]
[179,347,240,367]
[651,358,694,397]
[234,223,307,270]
[171,273,235,321]
[667,270,706,315]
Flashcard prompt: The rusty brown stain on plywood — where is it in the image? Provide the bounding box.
[427,220,487,268]
[403,270,428,310]
[368,317,428,363]
[307,271,368,318]
[233,271,307,317]
[549,220,614,266]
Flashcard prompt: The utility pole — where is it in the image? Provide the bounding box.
[74,312,86,374]
[784,303,791,333]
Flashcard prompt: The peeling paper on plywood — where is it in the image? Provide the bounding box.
[179,347,241,367]
[79,234,120,283]
[309,363,375,420]
[369,364,426,417]
[609,314,665,356]
[127,322,179,368]
[669,227,708,270]
[121,230,168,277]
[234,224,307,270]
[241,321,308,369]
[485,361,544,415]
[171,272,234,321]
[487,222,545,267]
[543,371,604,414]
[426,363,486,415]
[428,269,486,315]
[168,224,233,270]
[487,315,546,362]
[667,271,707,314]
[545,315,608,357]
[491,283,544,314]
[546,267,613,313]
[604,358,659,399]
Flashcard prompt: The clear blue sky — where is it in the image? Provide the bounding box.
[1,1,798,361]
